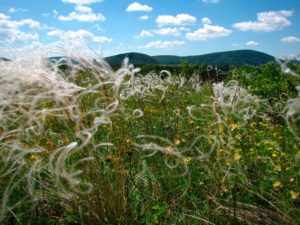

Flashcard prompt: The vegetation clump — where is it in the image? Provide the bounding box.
[0,50,299,225]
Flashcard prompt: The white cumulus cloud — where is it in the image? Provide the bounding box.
[136,30,153,38]
[47,29,112,44]
[233,10,293,32]
[281,36,300,43]
[155,27,181,36]
[62,0,103,5]
[136,27,182,38]
[0,13,41,43]
[201,17,212,25]
[186,18,232,41]
[75,5,92,13]
[156,14,196,26]
[58,6,105,22]
[126,2,153,12]
[246,40,259,46]
[140,40,185,49]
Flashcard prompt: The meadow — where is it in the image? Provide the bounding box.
[0,51,299,225]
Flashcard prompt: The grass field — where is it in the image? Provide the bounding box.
[0,55,299,225]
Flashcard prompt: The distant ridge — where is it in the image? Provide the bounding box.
[105,52,159,65]
[105,50,275,66]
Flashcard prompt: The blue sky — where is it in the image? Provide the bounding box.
[0,0,300,57]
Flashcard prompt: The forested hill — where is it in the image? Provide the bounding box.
[105,52,159,65]
[105,50,274,66]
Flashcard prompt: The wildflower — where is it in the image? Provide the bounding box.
[290,191,299,200]
[63,138,70,145]
[233,152,241,161]
[221,186,228,193]
[126,139,132,144]
[290,178,295,182]
[274,165,282,172]
[230,123,239,131]
[273,181,283,191]
[174,139,181,145]
[30,154,36,160]
[218,125,224,132]
[183,157,192,165]
[272,152,278,158]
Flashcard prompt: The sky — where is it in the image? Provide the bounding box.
[0,0,300,58]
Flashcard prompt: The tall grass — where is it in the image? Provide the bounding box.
[0,47,299,224]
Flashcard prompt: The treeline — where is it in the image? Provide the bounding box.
[110,61,231,82]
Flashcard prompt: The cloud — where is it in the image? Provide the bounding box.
[281,36,300,43]
[201,17,212,25]
[47,29,112,44]
[202,0,221,3]
[75,5,92,13]
[62,0,103,5]
[136,27,183,38]
[9,8,28,13]
[233,10,293,32]
[246,40,259,46]
[58,6,105,22]
[139,15,149,20]
[0,13,41,43]
[126,2,153,12]
[186,18,232,41]
[136,30,153,38]
[155,27,181,36]
[156,14,196,26]
[140,40,185,49]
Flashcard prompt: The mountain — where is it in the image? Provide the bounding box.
[105,52,159,65]
[105,50,274,66]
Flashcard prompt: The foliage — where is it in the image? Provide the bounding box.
[106,50,274,67]
[0,54,299,225]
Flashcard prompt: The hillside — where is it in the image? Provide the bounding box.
[105,50,274,66]
[105,52,159,65]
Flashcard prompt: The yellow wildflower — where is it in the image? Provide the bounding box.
[63,138,70,145]
[234,152,241,161]
[30,154,36,160]
[230,123,239,131]
[218,125,224,132]
[174,139,181,145]
[221,186,228,193]
[274,165,282,172]
[290,191,299,200]
[183,157,192,165]
[273,181,283,191]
